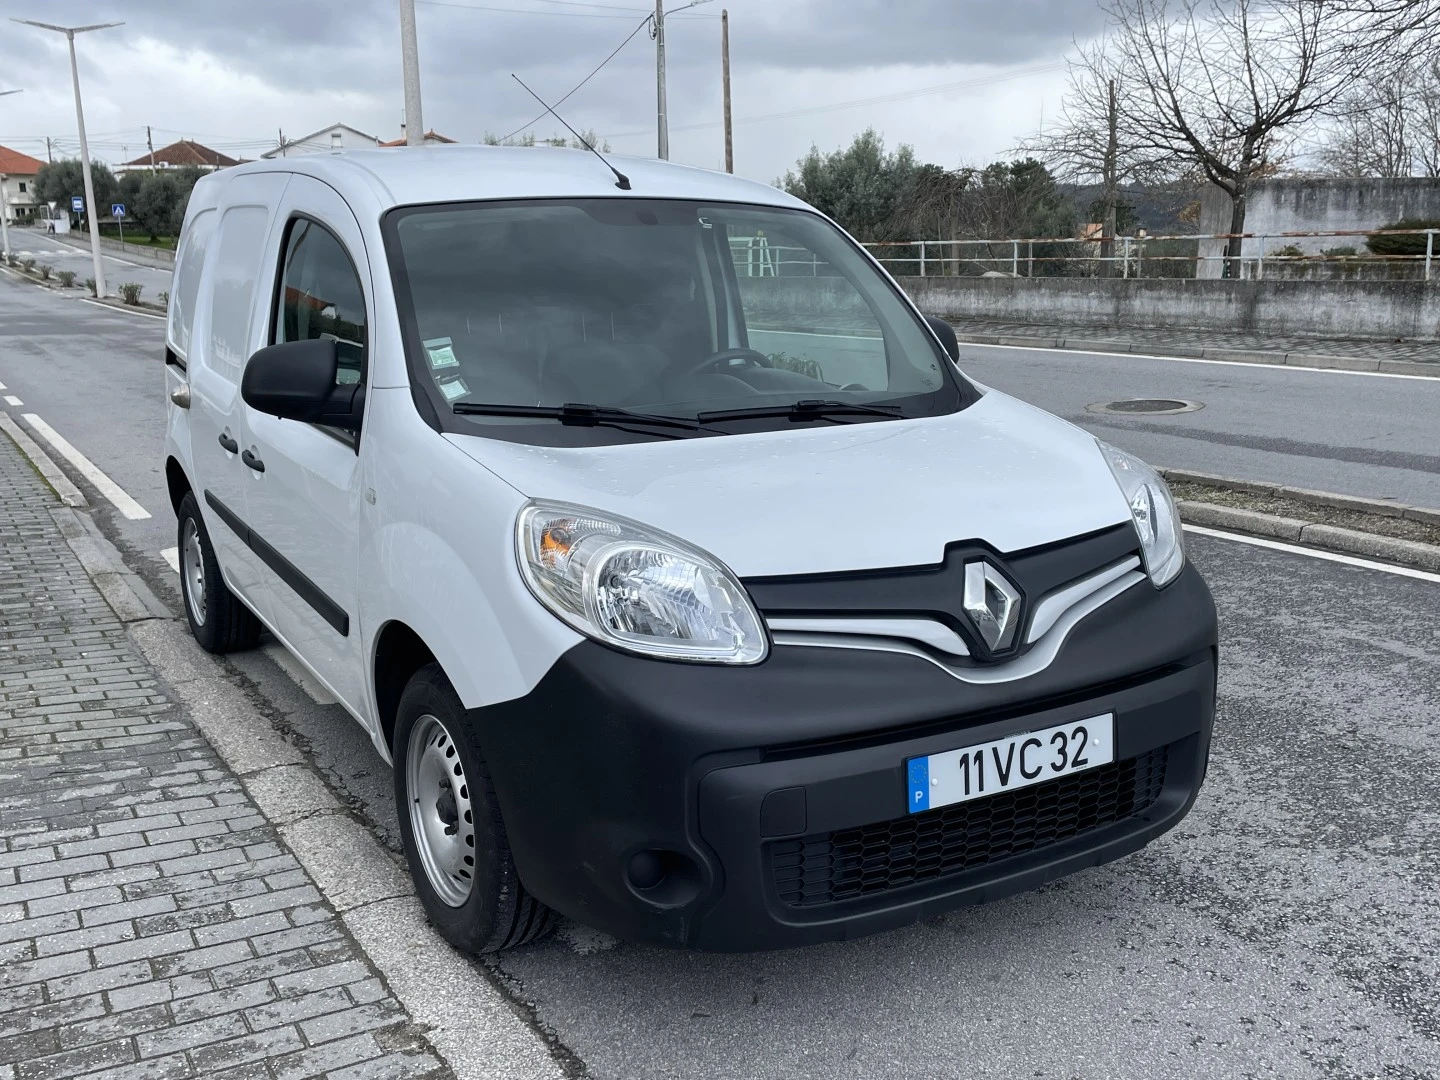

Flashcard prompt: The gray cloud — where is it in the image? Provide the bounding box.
[0,1,1101,179]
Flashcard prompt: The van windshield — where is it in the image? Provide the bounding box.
[385,198,964,441]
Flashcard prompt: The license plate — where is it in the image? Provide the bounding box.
[906,715,1115,813]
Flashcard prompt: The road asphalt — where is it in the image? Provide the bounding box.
[956,342,1440,509]
[2,274,1439,1077]
[3,228,174,301]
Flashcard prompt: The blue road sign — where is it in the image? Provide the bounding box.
[70,196,84,213]
[111,203,126,219]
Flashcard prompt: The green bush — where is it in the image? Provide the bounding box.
[38,264,52,281]
[118,282,143,305]
[1271,244,1305,258]
[85,277,97,297]
[1366,219,1440,256]
[157,290,170,307]
[57,270,75,288]
[1322,246,1358,257]
[21,258,35,273]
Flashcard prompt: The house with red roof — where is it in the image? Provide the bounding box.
[0,144,46,224]
[116,139,241,175]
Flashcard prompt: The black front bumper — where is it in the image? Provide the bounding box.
[472,564,1217,951]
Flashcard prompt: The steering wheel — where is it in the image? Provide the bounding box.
[688,348,773,377]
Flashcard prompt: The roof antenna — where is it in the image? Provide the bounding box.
[510,74,631,191]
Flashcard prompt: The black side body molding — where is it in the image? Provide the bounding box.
[203,490,350,637]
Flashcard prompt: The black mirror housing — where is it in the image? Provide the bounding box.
[242,339,362,431]
[924,315,960,362]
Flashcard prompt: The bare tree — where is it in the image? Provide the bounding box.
[1079,0,1369,273]
[1314,58,1440,178]
[1018,41,1180,271]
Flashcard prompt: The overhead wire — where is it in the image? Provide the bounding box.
[602,62,1070,138]
[497,11,654,142]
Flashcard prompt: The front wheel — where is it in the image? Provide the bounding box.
[177,491,261,654]
[393,664,555,953]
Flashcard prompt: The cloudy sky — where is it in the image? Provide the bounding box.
[0,1,1107,183]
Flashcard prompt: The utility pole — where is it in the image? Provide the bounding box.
[13,19,122,299]
[278,129,286,158]
[1102,77,1118,277]
[721,10,732,173]
[399,0,425,147]
[147,125,156,172]
[0,90,18,261]
[655,0,669,160]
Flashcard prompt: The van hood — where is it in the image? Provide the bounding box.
[445,390,1134,578]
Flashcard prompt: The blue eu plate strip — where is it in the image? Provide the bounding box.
[907,756,930,813]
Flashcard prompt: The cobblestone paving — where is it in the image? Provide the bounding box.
[946,317,1440,365]
[0,436,449,1080]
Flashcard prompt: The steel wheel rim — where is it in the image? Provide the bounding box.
[181,518,207,626]
[405,713,476,907]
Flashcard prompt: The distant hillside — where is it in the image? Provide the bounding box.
[1062,183,1200,235]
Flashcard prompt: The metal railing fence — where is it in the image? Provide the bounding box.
[855,227,1439,281]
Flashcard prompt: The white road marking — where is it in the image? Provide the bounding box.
[160,547,180,573]
[261,643,337,705]
[0,381,8,391]
[77,298,167,321]
[961,341,1440,382]
[21,414,152,520]
[2,395,20,407]
[1185,524,1440,584]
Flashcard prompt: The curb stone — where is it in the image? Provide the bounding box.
[1159,467,1440,527]
[0,414,570,1080]
[953,331,1440,379]
[1178,501,1440,572]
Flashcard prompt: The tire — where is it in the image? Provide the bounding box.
[177,491,262,654]
[393,663,556,953]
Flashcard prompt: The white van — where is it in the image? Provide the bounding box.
[163,147,1216,953]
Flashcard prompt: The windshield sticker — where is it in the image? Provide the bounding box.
[438,378,469,402]
[423,336,460,370]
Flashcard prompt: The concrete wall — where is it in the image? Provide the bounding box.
[900,276,1440,341]
[1243,177,1440,258]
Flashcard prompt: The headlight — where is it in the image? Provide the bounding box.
[1098,441,1185,587]
[516,501,768,664]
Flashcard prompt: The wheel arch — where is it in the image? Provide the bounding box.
[165,455,193,517]
[373,620,440,756]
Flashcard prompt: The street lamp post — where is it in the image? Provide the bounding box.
[653,0,712,162]
[12,20,122,298]
[0,89,18,261]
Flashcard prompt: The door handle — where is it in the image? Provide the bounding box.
[241,449,266,473]
[217,433,238,454]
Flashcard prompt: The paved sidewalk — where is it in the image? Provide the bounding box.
[947,317,1440,369]
[0,436,448,1079]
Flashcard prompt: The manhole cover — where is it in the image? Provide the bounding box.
[1086,398,1204,416]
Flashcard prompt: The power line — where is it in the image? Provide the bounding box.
[416,0,713,17]
[604,63,1069,138]
[499,12,653,141]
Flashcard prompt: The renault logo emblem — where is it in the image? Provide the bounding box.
[963,560,1022,653]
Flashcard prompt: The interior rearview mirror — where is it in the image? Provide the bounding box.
[925,315,960,362]
[241,339,363,431]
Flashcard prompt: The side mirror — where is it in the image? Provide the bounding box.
[241,339,363,431]
[925,315,960,362]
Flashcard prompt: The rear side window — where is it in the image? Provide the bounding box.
[274,218,367,387]
[208,206,271,382]
[169,208,216,360]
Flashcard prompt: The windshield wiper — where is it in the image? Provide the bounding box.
[451,401,701,433]
[695,399,905,424]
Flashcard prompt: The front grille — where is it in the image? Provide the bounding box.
[771,747,1168,908]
